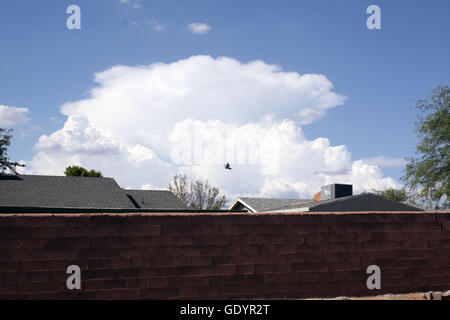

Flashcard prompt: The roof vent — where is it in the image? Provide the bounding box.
[320,184,353,201]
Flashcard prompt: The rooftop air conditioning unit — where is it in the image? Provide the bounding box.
[320,184,353,201]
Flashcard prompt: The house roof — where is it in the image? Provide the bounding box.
[231,193,424,213]
[125,190,187,209]
[230,197,312,213]
[265,193,424,212]
[0,174,187,210]
[0,174,134,209]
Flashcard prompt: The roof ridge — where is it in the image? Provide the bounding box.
[126,189,171,192]
[3,174,115,180]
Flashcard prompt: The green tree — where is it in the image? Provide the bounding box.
[374,188,408,202]
[64,165,103,177]
[402,85,449,209]
[168,174,227,210]
[0,128,25,173]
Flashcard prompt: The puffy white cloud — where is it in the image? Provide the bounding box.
[169,118,399,199]
[321,160,401,193]
[187,22,211,34]
[0,105,30,126]
[60,55,345,151]
[24,115,173,188]
[25,55,399,200]
[34,115,120,156]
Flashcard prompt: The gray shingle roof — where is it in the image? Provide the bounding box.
[0,175,188,210]
[232,193,424,212]
[0,174,134,209]
[266,193,424,212]
[125,190,187,209]
[235,197,312,212]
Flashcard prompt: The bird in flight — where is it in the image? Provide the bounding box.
[224,163,232,170]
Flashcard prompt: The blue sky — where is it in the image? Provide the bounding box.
[0,0,449,196]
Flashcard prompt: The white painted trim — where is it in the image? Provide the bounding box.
[229,198,258,213]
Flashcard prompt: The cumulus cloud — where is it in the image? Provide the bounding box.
[0,105,30,126]
[171,118,399,199]
[187,22,211,34]
[60,55,345,148]
[34,115,120,156]
[25,55,399,200]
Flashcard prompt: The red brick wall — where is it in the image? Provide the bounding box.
[0,211,449,299]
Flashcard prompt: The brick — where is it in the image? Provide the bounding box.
[120,224,161,237]
[273,263,292,273]
[141,287,178,299]
[139,288,159,299]
[27,271,50,283]
[111,258,132,269]
[178,286,199,298]
[17,281,63,293]
[110,268,137,279]
[120,248,143,258]
[118,289,140,299]
[130,237,151,248]
[353,232,372,243]
[0,239,22,249]
[0,282,17,294]
[172,255,191,266]
[85,279,128,290]
[192,235,230,246]
[77,248,119,259]
[222,245,240,254]
[90,237,130,248]
[236,264,255,275]
[3,271,27,283]
[179,246,202,256]
[0,227,29,240]
[255,263,273,273]
[276,243,295,254]
[94,290,118,299]
[200,246,222,256]
[149,278,169,288]
[264,272,291,283]
[151,236,180,246]
[442,221,450,231]
[151,256,172,267]
[31,227,74,239]
[167,276,209,287]
[208,275,228,286]
[127,278,149,288]
[0,217,22,228]
[0,261,21,270]
[87,259,110,269]
[372,232,404,242]
[190,256,212,266]
[219,225,240,235]
[216,264,236,275]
